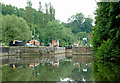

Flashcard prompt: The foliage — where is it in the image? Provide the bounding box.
[45,20,77,45]
[92,2,120,51]
[1,3,25,19]
[2,14,31,43]
[92,2,120,81]
[25,0,34,27]
[1,2,56,44]
[77,32,88,40]
[67,13,93,34]
[93,60,120,81]
[0,2,92,46]
[82,17,93,33]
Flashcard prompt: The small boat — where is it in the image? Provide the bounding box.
[9,40,25,46]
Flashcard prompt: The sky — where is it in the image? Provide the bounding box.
[0,0,97,23]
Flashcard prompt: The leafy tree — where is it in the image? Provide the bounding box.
[67,13,85,33]
[49,2,55,21]
[2,14,31,43]
[67,13,93,34]
[82,17,93,33]
[38,1,42,12]
[92,2,120,81]
[77,32,88,40]
[92,2,120,51]
[93,60,120,81]
[16,8,25,19]
[37,1,44,28]
[1,3,26,19]
[25,0,34,32]
[44,20,77,45]
[1,2,78,46]
[44,3,49,28]
[1,4,15,15]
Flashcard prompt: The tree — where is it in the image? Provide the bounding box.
[92,2,120,81]
[38,1,42,12]
[2,14,31,43]
[77,32,88,40]
[82,17,93,33]
[67,13,85,33]
[25,0,34,32]
[1,2,78,46]
[49,2,55,21]
[92,2,120,51]
[44,3,49,28]
[45,20,77,45]
[16,8,25,19]
[1,4,15,15]
[67,13,93,34]
[37,1,44,28]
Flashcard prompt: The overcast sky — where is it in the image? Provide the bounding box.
[0,0,97,23]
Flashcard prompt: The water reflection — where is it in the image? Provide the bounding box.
[5,52,93,81]
[93,60,120,82]
[60,77,74,81]
[70,62,93,81]
[3,49,120,82]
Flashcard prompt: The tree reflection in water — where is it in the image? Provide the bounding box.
[93,60,120,82]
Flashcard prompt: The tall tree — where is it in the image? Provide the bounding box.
[44,3,49,28]
[25,0,34,32]
[38,1,42,12]
[2,14,31,43]
[37,1,44,28]
[49,2,55,21]
[92,2,120,81]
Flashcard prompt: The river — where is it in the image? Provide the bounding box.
[2,52,120,82]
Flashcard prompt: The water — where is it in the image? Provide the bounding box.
[2,53,94,81]
[2,53,120,82]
